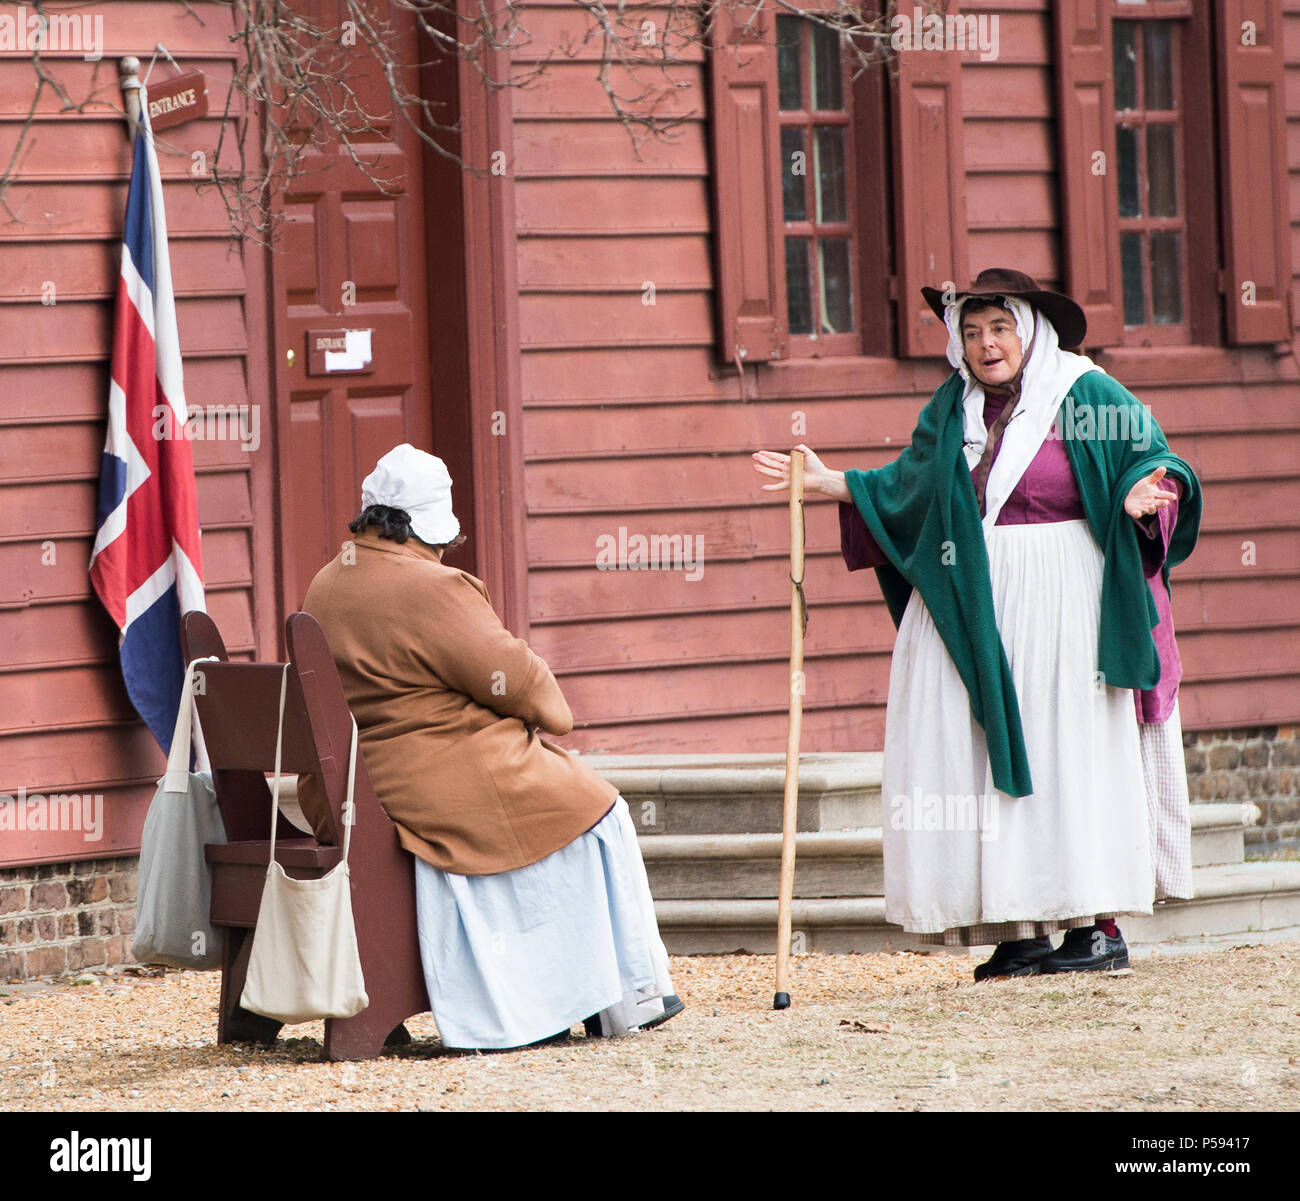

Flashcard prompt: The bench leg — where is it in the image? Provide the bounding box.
[216,926,283,1046]
[322,1001,424,1062]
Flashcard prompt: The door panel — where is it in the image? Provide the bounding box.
[272,3,434,614]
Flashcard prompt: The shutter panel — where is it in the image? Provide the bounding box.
[708,1,788,363]
[892,41,969,357]
[1053,0,1124,347]
[1216,0,1292,344]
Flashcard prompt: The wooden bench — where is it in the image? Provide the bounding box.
[181,609,428,1061]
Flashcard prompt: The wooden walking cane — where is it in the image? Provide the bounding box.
[774,448,806,1010]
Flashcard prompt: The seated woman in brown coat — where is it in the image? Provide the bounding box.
[302,444,681,1050]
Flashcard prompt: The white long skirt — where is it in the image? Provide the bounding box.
[882,519,1154,940]
[414,796,674,1050]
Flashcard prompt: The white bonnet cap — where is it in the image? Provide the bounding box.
[361,443,460,546]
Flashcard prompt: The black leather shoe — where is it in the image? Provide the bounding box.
[639,994,685,1030]
[1038,925,1129,973]
[973,937,1053,981]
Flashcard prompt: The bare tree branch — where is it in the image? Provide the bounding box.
[0,0,941,241]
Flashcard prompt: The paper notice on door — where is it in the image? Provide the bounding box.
[324,329,373,372]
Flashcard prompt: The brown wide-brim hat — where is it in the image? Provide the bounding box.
[921,267,1087,351]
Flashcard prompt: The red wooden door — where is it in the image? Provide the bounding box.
[272,4,434,614]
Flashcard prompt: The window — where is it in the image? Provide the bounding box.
[1055,0,1292,349]
[775,15,857,353]
[708,2,965,364]
[1113,16,1187,336]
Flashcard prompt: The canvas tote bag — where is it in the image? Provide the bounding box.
[131,655,225,970]
[240,664,369,1023]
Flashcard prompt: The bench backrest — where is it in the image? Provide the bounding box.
[181,610,372,848]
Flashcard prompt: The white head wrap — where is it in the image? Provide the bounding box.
[943,295,1106,531]
[361,443,461,546]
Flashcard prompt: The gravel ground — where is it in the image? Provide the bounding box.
[3,944,1300,1112]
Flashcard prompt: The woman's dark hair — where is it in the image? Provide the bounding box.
[349,504,468,552]
[960,296,1011,323]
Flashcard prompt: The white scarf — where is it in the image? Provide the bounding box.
[944,296,1105,532]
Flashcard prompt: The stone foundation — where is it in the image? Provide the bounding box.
[1184,725,1300,853]
[0,856,138,983]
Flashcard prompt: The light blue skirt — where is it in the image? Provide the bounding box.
[414,796,674,1050]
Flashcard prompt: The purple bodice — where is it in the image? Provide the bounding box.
[839,393,1183,722]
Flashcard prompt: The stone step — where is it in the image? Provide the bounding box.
[651,862,1300,955]
[1191,802,1261,867]
[640,831,885,899]
[639,803,1262,901]
[588,752,884,835]
[1124,862,1300,945]
[591,754,1263,852]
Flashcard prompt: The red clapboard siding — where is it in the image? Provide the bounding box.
[512,0,1300,759]
[570,705,887,757]
[0,782,156,871]
[0,236,247,302]
[524,396,932,455]
[530,603,900,673]
[521,346,731,402]
[519,234,712,287]
[0,1,276,866]
[558,651,890,725]
[510,2,707,66]
[0,116,243,181]
[515,120,707,177]
[517,177,711,235]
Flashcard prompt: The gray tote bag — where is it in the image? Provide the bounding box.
[131,655,226,970]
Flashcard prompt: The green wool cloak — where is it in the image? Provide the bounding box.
[844,369,1201,798]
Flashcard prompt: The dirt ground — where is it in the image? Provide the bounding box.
[3,943,1299,1112]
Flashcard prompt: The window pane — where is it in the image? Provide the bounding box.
[786,238,813,335]
[1144,22,1174,110]
[1150,232,1183,324]
[777,16,803,110]
[781,128,807,221]
[1121,232,1145,325]
[1117,125,1140,217]
[811,24,843,111]
[814,126,847,224]
[1146,124,1177,217]
[1114,23,1137,111]
[819,239,853,334]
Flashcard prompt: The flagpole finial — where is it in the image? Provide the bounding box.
[119,57,143,136]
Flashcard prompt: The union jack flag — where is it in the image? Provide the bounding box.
[89,100,204,754]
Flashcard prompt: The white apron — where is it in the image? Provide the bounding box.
[882,518,1154,940]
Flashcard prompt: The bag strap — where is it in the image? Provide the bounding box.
[340,716,358,862]
[163,656,219,793]
[267,664,360,868]
[267,664,291,867]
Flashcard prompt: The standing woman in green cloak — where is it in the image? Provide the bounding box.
[753,268,1200,980]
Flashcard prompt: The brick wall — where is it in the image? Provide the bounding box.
[0,857,137,982]
[1185,726,1300,853]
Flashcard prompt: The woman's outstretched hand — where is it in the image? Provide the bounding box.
[1124,465,1178,521]
[752,445,850,503]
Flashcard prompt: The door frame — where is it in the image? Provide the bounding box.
[458,35,529,638]
[265,7,529,645]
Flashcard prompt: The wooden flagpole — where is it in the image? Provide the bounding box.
[774,449,805,1010]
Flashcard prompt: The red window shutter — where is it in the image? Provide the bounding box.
[1216,0,1293,344]
[892,42,969,358]
[1052,0,1124,348]
[708,1,788,363]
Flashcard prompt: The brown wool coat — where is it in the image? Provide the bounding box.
[298,530,616,875]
